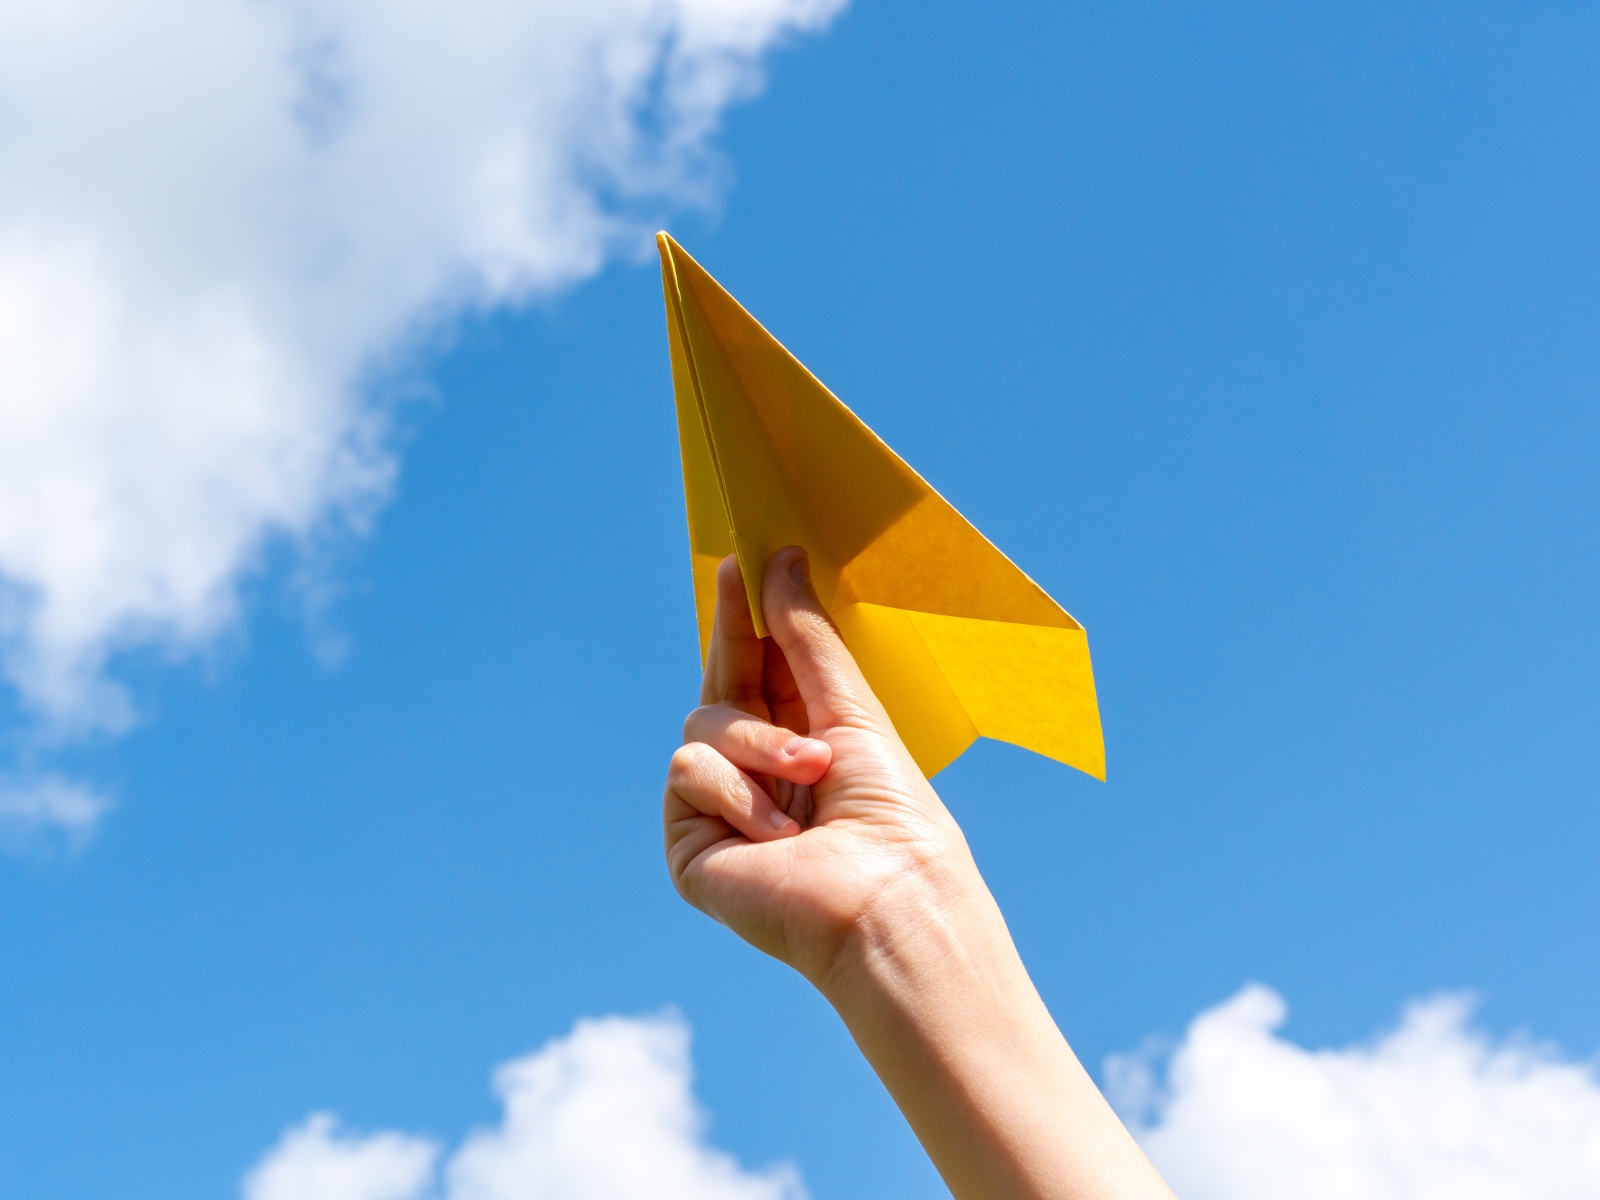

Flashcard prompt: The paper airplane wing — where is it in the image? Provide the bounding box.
[659,233,1104,781]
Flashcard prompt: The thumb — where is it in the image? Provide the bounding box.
[761,546,894,738]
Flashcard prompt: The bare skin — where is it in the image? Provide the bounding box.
[664,547,1176,1200]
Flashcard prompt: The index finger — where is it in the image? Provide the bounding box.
[760,545,896,737]
[700,554,767,716]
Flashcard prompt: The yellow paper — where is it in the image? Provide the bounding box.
[658,232,1105,780]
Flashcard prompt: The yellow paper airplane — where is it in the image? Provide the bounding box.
[658,233,1104,780]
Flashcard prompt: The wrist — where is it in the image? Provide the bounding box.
[814,844,1020,1026]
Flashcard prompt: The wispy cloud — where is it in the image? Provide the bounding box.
[243,1012,805,1200]
[1108,983,1600,1199]
[0,772,113,851]
[0,0,845,826]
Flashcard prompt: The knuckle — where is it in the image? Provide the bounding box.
[829,694,880,730]
[683,703,744,744]
[666,849,697,902]
[671,858,697,901]
[719,682,766,709]
[681,706,712,742]
[666,743,705,788]
[664,841,689,889]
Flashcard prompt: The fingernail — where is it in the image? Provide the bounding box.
[788,552,810,585]
[768,809,795,832]
[783,736,810,757]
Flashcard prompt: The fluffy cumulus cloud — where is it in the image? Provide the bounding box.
[243,1013,805,1200]
[1108,984,1600,1200]
[0,0,843,830]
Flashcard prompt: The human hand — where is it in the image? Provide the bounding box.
[664,546,1175,1200]
[663,545,986,991]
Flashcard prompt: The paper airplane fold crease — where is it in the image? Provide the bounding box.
[658,232,1104,780]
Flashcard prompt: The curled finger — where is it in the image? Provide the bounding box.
[682,704,832,785]
[665,742,801,844]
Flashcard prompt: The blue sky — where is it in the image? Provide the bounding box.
[2,2,1598,1197]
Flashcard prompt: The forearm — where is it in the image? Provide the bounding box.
[818,866,1175,1200]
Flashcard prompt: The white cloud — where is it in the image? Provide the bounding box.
[243,1013,806,1200]
[0,0,844,746]
[1108,983,1600,1200]
[0,771,113,849]
[244,1115,437,1200]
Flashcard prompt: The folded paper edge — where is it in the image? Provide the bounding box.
[657,232,1106,782]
